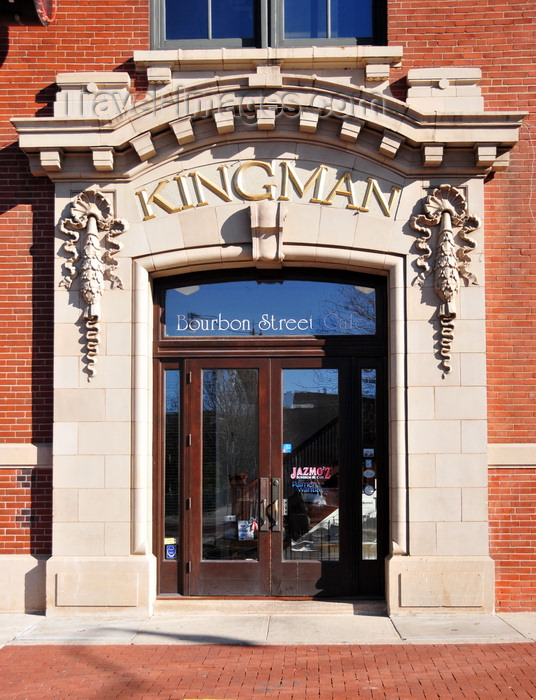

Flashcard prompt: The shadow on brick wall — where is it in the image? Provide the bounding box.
[0,140,54,444]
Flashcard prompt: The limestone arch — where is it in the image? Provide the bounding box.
[131,242,407,574]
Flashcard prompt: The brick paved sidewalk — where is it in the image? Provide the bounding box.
[1,643,536,699]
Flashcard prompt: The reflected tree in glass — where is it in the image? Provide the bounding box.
[202,369,259,560]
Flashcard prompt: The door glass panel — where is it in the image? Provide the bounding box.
[164,369,180,560]
[361,368,377,560]
[202,369,259,560]
[282,369,339,561]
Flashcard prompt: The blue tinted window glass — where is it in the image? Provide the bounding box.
[165,279,376,337]
[165,0,207,40]
[212,0,254,39]
[284,0,327,39]
[331,0,372,38]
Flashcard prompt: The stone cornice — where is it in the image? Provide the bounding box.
[133,46,405,72]
[12,52,525,181]
[0,443,52,468]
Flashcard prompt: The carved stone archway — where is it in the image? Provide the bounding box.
[13,48,523,615]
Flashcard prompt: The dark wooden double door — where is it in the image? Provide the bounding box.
[158,350,386,598]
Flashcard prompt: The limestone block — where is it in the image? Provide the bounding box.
[408,454,437,489]
[407,386,435,420]
[434,386,486,420]
[407,420,461,454]
[436,522,488,556]
[105,455,131,489]
[78,489,130,523]
[408,522,437,555]
[386,555,494,613]
[78,421,130,456]
[461,420,487,454]
[130,132,157,161]
[436,453,487,488]
[56,572,138,607]
[410,487,461,522]
[53,523,105,556]
[92,148,114,172]
[54,455,105,489]
[54,389,106,422]
[0,556,46,612]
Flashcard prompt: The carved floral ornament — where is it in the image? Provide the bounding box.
[57,183,478,377]
[411,184,481,374]
[60,188,128,378]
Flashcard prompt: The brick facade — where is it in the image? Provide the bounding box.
[0,1,534,610]
[489,469,536,610]
[389,1,536,444]
[0,468,52,555]
[389,0,536,610]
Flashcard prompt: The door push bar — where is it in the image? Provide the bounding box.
[259,477,281,532]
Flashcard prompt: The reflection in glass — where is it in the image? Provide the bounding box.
[164,370,180,559]
[331,0,372,38]
[212,0,254,39]
[283,0,373,39]
[202,369,259,560]
[284,0,327,39]
[282,369,339,561]
[166,279,376,337]
[361,368,377,560]
[166,0,207,40]
[165,0,255,41]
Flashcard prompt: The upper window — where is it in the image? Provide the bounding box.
[152,0,385,49]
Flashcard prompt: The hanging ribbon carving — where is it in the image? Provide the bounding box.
[411,184,480,374]
[60,188,128,378]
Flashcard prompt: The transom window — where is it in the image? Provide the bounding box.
[152,0,385,49]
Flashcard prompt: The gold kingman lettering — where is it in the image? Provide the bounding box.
[174,174,195,210]
[278,162,328,203]
[320,171,359,208]
[358,178,401,217]
[189,165,232,206]
[234,161,276,200]
[135,180,181,220]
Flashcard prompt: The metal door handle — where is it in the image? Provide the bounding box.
[259,478,269,531]
[270,477,281,532]
[260,477,280,531]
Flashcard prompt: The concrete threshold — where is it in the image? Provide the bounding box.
[152,597,386,615]
[0,605,534,646]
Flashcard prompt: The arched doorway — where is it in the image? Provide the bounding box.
[154,269,388,597]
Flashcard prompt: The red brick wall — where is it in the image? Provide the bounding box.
[389,0,536,443]
[489,469,536,610]
[390,1,536,609]
[0,468,52,555]
[0,2,150,559]
[0,1,150,444]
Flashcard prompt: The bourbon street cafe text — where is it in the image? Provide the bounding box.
[135,160,401,220]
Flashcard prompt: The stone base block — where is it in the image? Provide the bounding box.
[386,555,495,614]
[0,555,47,612]
[45,555,156,617]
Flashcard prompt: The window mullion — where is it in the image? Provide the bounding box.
[326,0,331,38]
[260,0,269,47]
[208,0,212,40]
